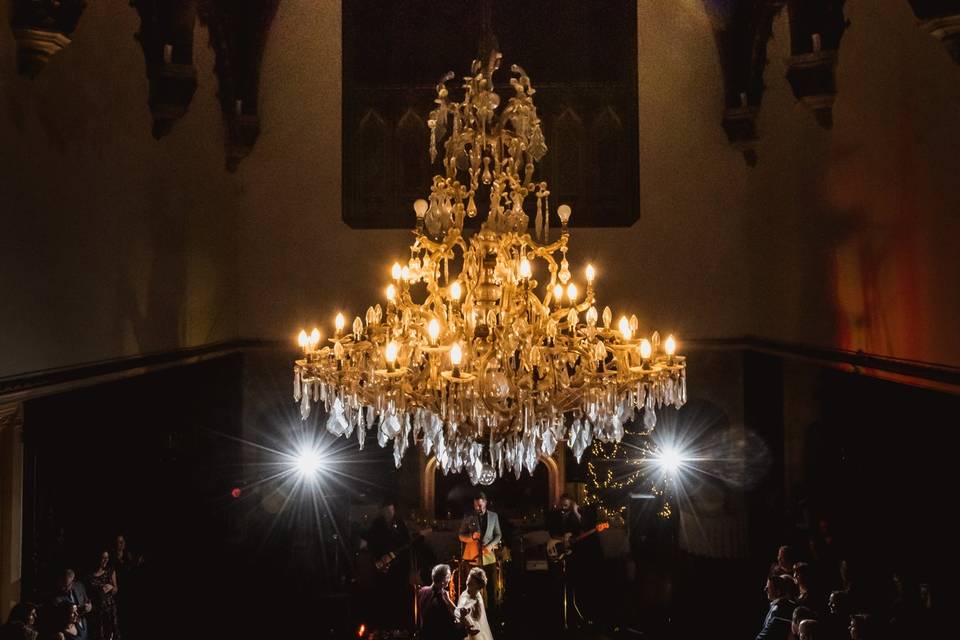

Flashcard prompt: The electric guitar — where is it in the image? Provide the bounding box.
[546,522,610,561]
[373,529,430,573]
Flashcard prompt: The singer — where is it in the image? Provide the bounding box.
[458,491,502,614]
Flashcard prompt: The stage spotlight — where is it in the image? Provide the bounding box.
[294,447,325,479]
[654,446,684,474]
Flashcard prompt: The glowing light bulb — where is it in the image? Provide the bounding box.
[665,335,677,357]
[391,262,402,281]
[413,199,428,219]
[428,318,441,345]
[656,447,683,474]
[450,342,463,366]
[519,257,532,280]
[335,313,345,334]
[557,204,572,224]
[639,338,652,360]
[298,330,308,349]
[449,280,462,301]
[401,266,410,281]
[618,316,632,341]
[586,306,598,326]
[553,284,564,303]
[585,264,595,285]
[310,327,321,347]
[567,282,578,303]
[386,284,397,302]
[385,340,399,365]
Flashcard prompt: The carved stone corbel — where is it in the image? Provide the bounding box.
[130,0,199,139]
[199,0,281,172]
[785,0,848,128]
[9,0,87,77]
[908,0,960,64]
[705,0,786,166]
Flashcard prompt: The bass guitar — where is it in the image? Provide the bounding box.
[546,522,609,561]
[374,529,430,573]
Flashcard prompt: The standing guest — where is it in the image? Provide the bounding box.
[791,606,816,639]
[51,570,89,640]
[366,499,412,631]
[417,564,462,640]
[456,567,494,640]
[798,618,819,640]
[87,551,120,640]
[809,519,840,587]
[755,574,796,640]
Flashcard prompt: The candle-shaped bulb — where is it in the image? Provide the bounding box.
[519,257,532,280]
[566,282,578,303]
[401,266,410,282]
[385,341,399,366]
[639,338,652,360]
[335,313,345,334]
[386,284,397,303]
[310,327,321,347]
[664,335,677,357]
[428,318,441,345]
[553,283,564,303]
[298,330,308,348]
[602,306,612,329]
[618,316,632,341]
[449,280,462,301]
[586,306,598,326]
[450,342,463,366]
[557,204,572,224]
[352,317,363,339]
[630,314,639,333]
[585,264,595,285]
[391,262,402,281]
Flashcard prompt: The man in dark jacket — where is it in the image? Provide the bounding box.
[756,574,797,640]
[418,564,462,640]
[51,569,90,640]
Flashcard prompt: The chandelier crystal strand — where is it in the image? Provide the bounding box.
[295,50,687,482]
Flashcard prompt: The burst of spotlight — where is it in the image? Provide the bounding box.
[655,446,685,474]
[294,447,325,478]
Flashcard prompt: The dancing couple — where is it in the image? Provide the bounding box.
[418,563,494,640]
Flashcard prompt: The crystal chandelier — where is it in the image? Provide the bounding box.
[294,50,687,484]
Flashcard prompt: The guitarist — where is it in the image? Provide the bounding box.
[458,491,502,614]
[367,498,413,631]
[548,494,602,626]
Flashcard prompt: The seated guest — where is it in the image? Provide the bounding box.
[794,562,822,611]
[1,603,38,640]
[824,591,851,640]
[771,545,795,578]
[791,606,816,639]
[756,574,796,640]
[798,618,819,640]
[41,603,79,640]
[848,613,878,640]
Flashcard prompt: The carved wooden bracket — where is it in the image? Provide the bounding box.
[9,0,87,77]
[199,0,280,172]
[705,0,786,166]
[908,0,960,63]
[785,0,848,129]
[131,0,199,139]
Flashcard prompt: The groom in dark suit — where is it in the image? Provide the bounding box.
[418,564,462,640]
[458,491,502,614]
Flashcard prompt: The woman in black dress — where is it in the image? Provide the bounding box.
[87,551,120,640]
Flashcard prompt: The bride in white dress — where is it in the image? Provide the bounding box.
[456,567,494,640]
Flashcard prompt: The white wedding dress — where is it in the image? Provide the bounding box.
[456,589,494,640]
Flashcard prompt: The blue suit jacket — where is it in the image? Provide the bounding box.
[755,599,796,640]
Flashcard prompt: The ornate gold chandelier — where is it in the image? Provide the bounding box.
[295,50,686,484]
